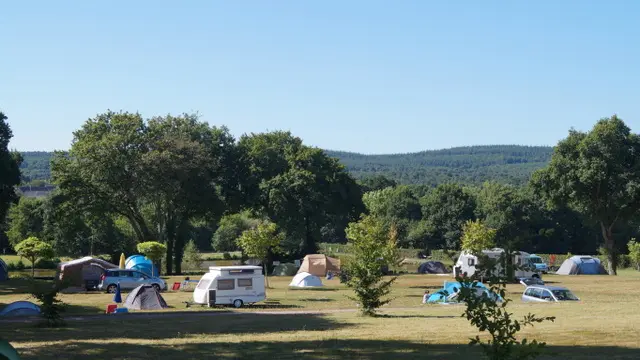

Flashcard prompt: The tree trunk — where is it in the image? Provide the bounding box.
[600,222,617,275]
[173,218,189,275]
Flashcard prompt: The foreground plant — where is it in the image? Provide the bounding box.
[456,253,555,360]
[344,215,399,316]
[30,280,67,327]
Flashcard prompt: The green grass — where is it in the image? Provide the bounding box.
[0,255,32,266]
[2,271,640,359]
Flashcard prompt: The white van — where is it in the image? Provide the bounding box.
[193,266,266,308]
[453,248,540,281]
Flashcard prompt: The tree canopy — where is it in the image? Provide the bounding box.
[532,115,640,275]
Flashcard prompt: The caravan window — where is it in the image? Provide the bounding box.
[238,278,253,288]
[218,279,235,290]
[196,279,211,290]
[468,258,475,266]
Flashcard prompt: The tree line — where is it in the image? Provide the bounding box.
[1,111,640,275]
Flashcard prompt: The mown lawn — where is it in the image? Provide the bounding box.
[1,271,640,359]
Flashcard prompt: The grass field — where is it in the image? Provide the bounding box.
[1,271,640,359]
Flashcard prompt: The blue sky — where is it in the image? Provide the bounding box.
[2,1,639,154]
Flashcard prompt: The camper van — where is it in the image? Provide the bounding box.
[193,266,265,308]
[453,248,540,281]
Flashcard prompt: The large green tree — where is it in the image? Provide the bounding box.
[532,116,640,275]
[238,132,363,255]
[0,112,22,232]
[212,212,259,252]
[52,111,238,274]
[6,197,45,246]
[419,183,477,250]
[362,185,421,247]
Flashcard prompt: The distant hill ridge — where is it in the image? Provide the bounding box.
[19,145,554,186]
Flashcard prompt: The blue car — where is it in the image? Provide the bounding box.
[528,254,548,273]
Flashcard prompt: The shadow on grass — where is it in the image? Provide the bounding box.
[3,313,349,343]
[13,339,640,360]
[375,314,457,319]
[244,303,301,309]
[0,278,49,296]
[288,287,339,292]
[409,286,443,290]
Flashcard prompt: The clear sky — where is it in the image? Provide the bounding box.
[2,1,639,154]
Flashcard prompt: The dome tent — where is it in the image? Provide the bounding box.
[417,261,448,274]
[426,281,502,304]
[123,284,168,310]
[125,255,159,277]
[0,258,8,281]
[272,263,297,276]
[556,256,607,275]
[297,254,340,277]
[0,301,41,318]
[289,272,323,287]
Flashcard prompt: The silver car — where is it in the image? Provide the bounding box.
[98,269,166,293]
[522,285,579,302]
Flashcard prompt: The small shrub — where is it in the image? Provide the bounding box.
[30,281,67,327]
[182,240,203,270]
[34,258,60,269]
[222,252,232,260]
[456,253,555,360]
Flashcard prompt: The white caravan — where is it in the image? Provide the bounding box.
[193,266,266,308]
[453,248,540,280]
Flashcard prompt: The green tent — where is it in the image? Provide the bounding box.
[272,263,297,276]
[0,339,21,360]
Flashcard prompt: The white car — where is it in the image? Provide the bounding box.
[522,285,579,302]
[98,269,166,293]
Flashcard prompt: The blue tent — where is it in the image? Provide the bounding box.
[426,281,502,304]
[0,301,41,318]
[0,258,8,281]
[125,255,159,277]
[556,256,607,275]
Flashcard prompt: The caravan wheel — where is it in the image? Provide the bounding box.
[233,299,243,308]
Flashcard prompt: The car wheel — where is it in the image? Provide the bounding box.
[532,274,540,279]
[233,299,243,308]
[106,284,117,293]
[152,284,161,292]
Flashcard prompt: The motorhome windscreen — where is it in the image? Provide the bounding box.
[228,269,255,275]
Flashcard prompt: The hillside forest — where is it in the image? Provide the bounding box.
[2,110,640,275]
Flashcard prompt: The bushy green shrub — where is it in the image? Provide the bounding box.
[34,258,60,269]
[222,252,232,260]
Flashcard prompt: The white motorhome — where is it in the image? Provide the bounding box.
[193,265,266,308]
[453,248,540,280]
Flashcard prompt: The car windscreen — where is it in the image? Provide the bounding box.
[529,257,543,264]
[551,290,579,300]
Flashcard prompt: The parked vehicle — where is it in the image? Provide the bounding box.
[522,285,579,302]
[193,266,266,308]
[453,248,541,281]
[98,269,166,293]
[527,254,549,273]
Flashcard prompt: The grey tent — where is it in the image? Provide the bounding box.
[123,284,169,310]
[272,263,297,276]
[0,301,41,318]
[556,256,607,275]
[417,261,448,274]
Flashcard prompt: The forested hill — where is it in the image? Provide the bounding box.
[19,145,554,186]
[325,145,553,185]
